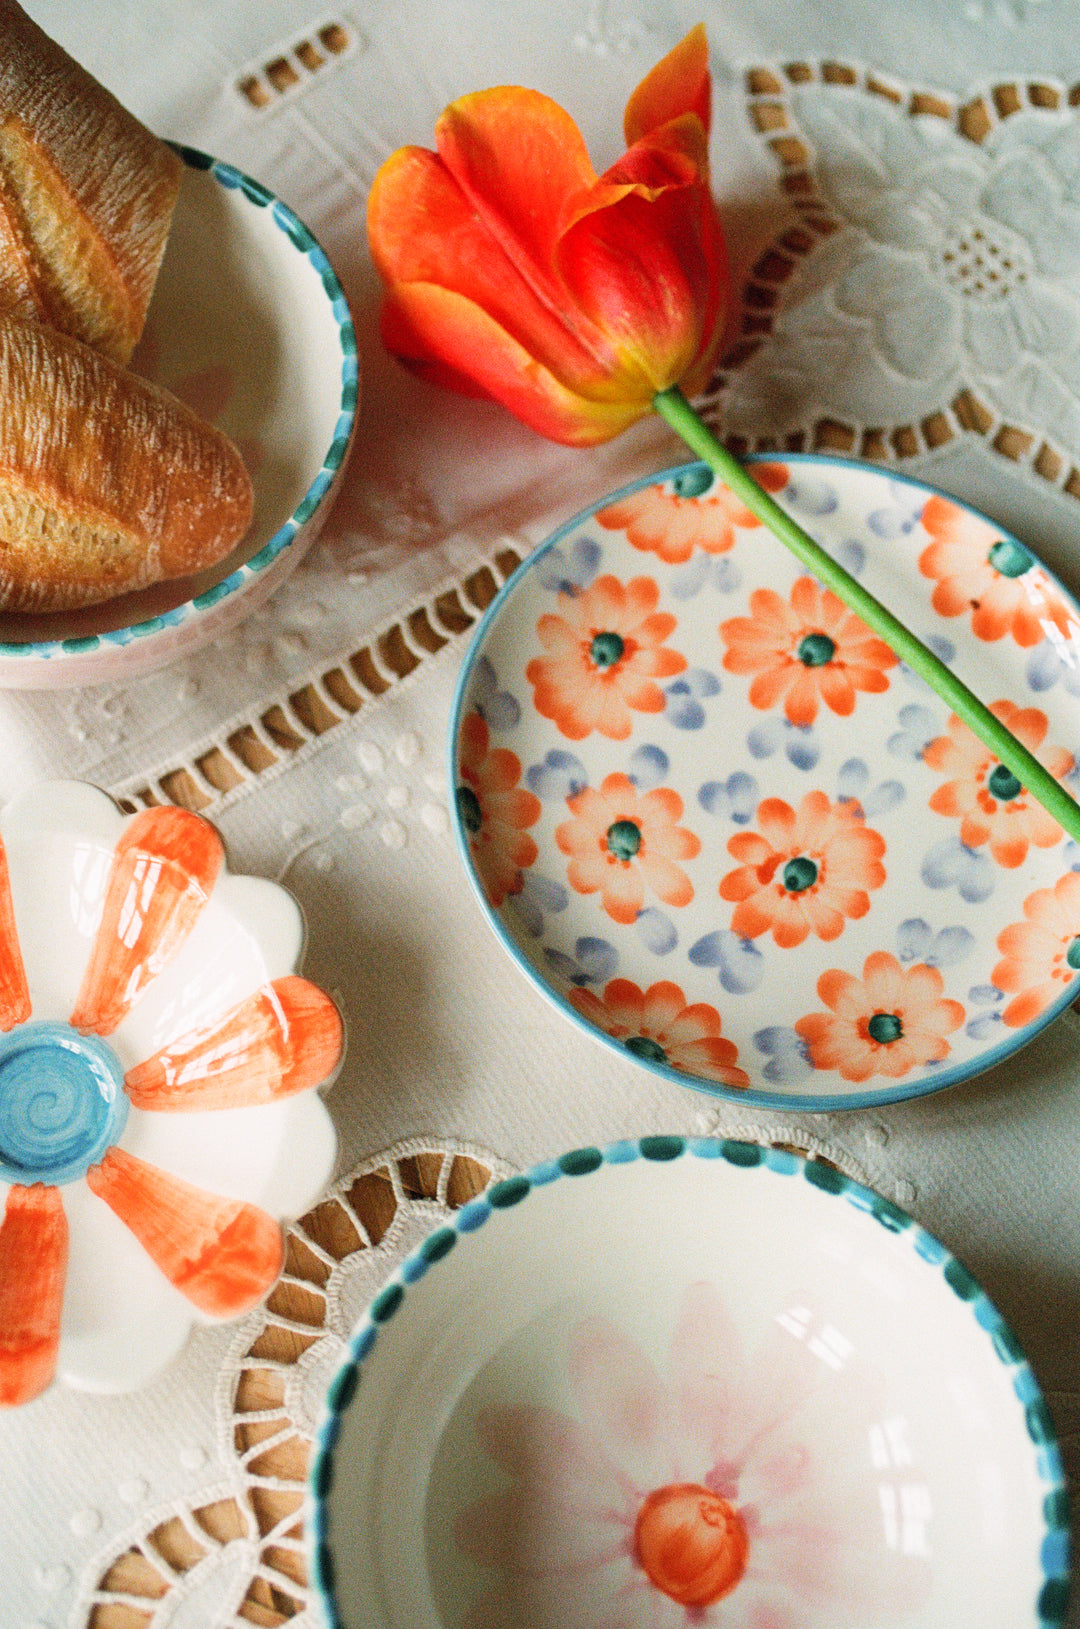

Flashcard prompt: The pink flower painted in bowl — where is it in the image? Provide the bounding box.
[557,772,701,925]
[918,496,1075,648]
[525,574,688,741]
[568,977,749,1089]
[923,700,1071,867]
[456,712,541,907]
[719,576,898,726]
[0,783,343,1403]
[454,1280,927,1628]
[595,462,790,564]
[795,951,964,1084]
[720,791,886,949]
[992,870,1080,1028]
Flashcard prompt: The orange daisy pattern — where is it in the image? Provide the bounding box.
[796,951,965,1084]
[923,700,1072,868]
[992,871,1080,1028]
[556,771,700,925]
[525,574,687,740]
[919,495,1074,647]
[718,576,898,726]
[595,462,789,565]
[720,791,886,949]
[569,976,749,1088]
[456,712,541,907]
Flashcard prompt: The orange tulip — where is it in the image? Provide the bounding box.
[366,25,728,446]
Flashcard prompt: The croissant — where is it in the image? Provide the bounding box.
[0,0,182,363]
[0,314,253,612]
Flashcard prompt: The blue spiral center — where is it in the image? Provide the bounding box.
[0,1022,127,1186]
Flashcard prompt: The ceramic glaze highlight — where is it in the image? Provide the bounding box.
[450,455,1080,1109]
[0,781,343,1403]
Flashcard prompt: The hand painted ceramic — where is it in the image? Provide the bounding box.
[0,147,358,689]
[309,1137,1068,1629]
[0,781,343,1401]
[450,456,1080,1109]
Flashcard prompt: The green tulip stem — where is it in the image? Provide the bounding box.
[652,383,1080,845]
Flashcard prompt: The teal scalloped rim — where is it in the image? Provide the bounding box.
[1,144,358,663]
[306,1135,1070,1628]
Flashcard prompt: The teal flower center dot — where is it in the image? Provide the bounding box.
[796,632,836,667]
[988,538,1033,578]
[455,785,483,835]
[670,466,715,499]
[606,819,642,861]
[867,1012,903,1044]
[987,764,1023,802]
[782,855,818,893]
[626,1035,668,1065]
[590,631,625,668]
[1067,936,1080,971]
[0,1022,128,1186]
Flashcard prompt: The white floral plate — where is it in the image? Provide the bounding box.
[0,780,343,1400]
[308,1138,1068,1629]
[0,147,358,689]
[449,455,1080,1109]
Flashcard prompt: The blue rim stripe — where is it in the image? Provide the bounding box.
[2,146,358,666]
[306,1137,1069,1629]
[446,452,1080,1114]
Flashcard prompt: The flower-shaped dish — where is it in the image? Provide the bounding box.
[0,780,343,1401]
[450,455,1080,1109]
[0,146,358,689]
[308,1137,1068,1629]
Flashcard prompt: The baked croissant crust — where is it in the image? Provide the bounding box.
[0,0,182,363]
[0,314,253,612]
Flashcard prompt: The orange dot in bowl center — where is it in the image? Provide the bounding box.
[633,1482,749,1607]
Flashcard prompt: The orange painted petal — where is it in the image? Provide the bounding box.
[70,808,224,1036]
[124,976,343,1112]
[0,836,29,1031]
[86,1147,283,1318]
[381,283,648,446]
[0,1184,67,1405]
[623,24,711,145]
[369,143,616,394]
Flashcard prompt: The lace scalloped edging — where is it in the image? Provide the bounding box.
[108,543,525,819]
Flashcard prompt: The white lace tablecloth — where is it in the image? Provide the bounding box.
[6,2,1080,1625]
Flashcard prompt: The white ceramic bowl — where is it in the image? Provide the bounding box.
[0,780,343,1401]
[0,146,359,689]
[308,1138,1068,1629]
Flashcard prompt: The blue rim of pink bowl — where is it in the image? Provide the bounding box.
[447,454,1080,1113]
[0,145,358,664]
[306,1135,1070,1629]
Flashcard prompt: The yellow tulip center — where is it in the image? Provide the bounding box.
[633,1482,749,1607]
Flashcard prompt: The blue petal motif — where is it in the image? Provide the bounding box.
[888,703,941,762]
[921,836,995,903]
[688,930,766,994]
[471,655,520,733]
[784,475,838,516]
[628,745,670,788]
[505,871,569,938]
[1026,623,1080,695]
[535,533,601,595]
[866,484,923,539]
[897,917,974,967]
[669,553,745,601]
[636,909,678,955]
[897,918,933,961]
[698,771,759,823]
[754,1025,814,1083]
[527,750,588,800]
[544,934,618,988]
[836,538,866,575]
[747,716,820,770]
[665,668,722,730]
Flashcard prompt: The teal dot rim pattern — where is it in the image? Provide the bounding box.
[0,145,358,664]
[305,1135,1071,1629]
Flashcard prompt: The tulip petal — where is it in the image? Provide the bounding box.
[70,808,224,1036]
[623,23,711,145]
[124,976,343,1112]
[382,282,648,445]
[0,836,29,1032]
[369,139,620,398]
[86,1146,283,1317]
[0,1184,67,1405]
